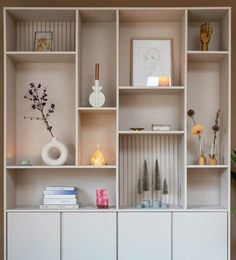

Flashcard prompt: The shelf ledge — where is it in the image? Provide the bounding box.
[119,130,184,135]
[6,51,76,63]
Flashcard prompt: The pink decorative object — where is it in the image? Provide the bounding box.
[96,189,109,209]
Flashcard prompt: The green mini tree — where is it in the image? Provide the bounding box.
[142,159,150,192]
[163,178,168,195]
[154,159,162,191]
[137,178,142,195]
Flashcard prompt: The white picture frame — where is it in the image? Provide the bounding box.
[131,38,173,87]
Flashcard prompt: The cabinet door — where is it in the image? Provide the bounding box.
[173,212,228,260]
[62,213,116,260]
[7,212,60,260]
[118,212,171,260]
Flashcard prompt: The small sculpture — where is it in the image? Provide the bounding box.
[200,22,213,51]
[161,178,169,208]
[136,178,143,208]
[153,159,162,208]
[89,63,105,107]
[142,159,150,208]
[90,145,107,166]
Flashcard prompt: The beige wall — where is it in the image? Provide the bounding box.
[0,0,235,259]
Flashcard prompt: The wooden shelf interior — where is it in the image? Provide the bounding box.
[188,9,229,51]
[6,168,116,209]
[187,55,229,165]
[6,56,76,166]
[119,9,186,86]
[119,92,184,131]
[78,110,116,165]
[78,10,116,107]
[187,168,228,209]
[119,134,185,208]
[5,9,76,51]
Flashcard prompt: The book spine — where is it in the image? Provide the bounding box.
[43,198,78,205]
[46,187,77,191]
[44,195,77,199]
[44,190,78,195]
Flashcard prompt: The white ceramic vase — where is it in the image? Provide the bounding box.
[41,137,68,166]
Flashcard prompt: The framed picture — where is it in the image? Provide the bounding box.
[131,38,173,87]
[34,31,53,51]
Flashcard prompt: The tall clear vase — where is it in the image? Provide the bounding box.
[198,137,206,165]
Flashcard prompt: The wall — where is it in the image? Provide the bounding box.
[0,0,235,259]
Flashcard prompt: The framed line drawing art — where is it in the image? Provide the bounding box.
[34,31,53,51]
[131,38,173,87]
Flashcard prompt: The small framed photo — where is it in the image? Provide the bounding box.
[34,31,53,52]
[131,38,173,87]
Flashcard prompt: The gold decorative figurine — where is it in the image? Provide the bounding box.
[200,22,213,51]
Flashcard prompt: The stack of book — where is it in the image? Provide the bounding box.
[40,186,79,209]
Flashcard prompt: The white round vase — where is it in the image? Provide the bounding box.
[41,137,68,166]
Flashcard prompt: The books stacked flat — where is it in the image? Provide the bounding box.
[40,186,79,209]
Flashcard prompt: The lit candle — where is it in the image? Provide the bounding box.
[159,76,171,87]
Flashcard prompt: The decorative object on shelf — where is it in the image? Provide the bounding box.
[40,186,79,209]
[24,82,68,166]
[142,159,151,208]
[130,127,145,131]
[209,110,220,165]
[34,31,53,51]
[159,76,171,87]
[152,159,162,208]
[200,22,213,51]
[136,178,143,208]
[187,109,206,165]
[132,39,173,87]
[20,160,32,166]
[161,178,169,208]
[41,137,68,166]
[96,189,109,209]
[89,63,105,108]
[151,124,171,131]
[90,145,107,166]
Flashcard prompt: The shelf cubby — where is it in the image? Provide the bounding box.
[78,110,116,166]
[6,55,76,166]
[5,9,76,51]
[187,55,229,165]
[187,168,228,209]
[78,9,116,108]
[119,134,185,209]
[119,92,184,131]
[188,9,229,51]
[6,168,116,210]
[118,9,186,86]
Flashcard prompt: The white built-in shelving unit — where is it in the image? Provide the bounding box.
[3,7,231,260]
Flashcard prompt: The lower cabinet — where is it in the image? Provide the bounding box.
[62,212,116,260]
[118,212,172,260]
[7,213,60,260]
[173,212,228,260]
[7,211,228,260]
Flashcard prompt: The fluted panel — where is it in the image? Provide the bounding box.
[119,135,183,207]
[16,21,75,51]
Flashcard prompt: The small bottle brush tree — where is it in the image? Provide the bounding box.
[24,82,55,138]
[153,159,162,207]
[162,178,169,208]
[142,159,150,207]
[136,178,142,208]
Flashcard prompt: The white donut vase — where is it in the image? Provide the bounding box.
[41,137,68,166]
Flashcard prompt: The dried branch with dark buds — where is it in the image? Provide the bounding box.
[24,83,55,137]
